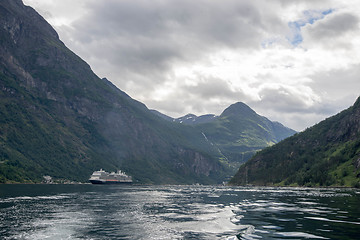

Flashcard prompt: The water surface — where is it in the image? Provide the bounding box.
[0,184,359,239]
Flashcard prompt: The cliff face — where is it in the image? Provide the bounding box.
[0,0,226,184]
[230,97,360,188]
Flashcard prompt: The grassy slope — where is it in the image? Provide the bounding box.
[229,97,360,188]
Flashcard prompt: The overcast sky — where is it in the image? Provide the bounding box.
[23,0,360,131]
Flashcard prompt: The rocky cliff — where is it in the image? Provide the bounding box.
[0,0,226,184]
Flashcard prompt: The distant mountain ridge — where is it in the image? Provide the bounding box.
[153,102,297,172]
[230,97,360,188]
[174,113,217,125]
[151,110,217,125]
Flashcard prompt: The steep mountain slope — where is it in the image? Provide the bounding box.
[196,102,296,170]
[0,0,227,184]
[230,97,360,188]
[154,102,296,173]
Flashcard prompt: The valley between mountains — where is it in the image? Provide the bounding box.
[1,0,359,187]
[0,0,295,184]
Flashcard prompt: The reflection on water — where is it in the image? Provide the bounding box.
[0,185,359,239]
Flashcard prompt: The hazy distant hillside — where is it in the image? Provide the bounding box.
[196,102,296,170]
[152,111,218,125]
[155,102,296,172]
[174,114,217,125]
[230,97,360,188]
[0,0,229,184]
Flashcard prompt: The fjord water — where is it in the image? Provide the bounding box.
[0,185,359,239]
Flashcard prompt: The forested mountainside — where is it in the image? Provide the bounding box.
[230,97,360,188]
[155,102,296,171]
[0,0,296,184]
[0,0,228,184]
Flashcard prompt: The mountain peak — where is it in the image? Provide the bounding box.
[354,96,360,109]
[221,102,256,117]
[184,113,197,118]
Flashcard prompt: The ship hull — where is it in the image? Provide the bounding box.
[89,180,132,184]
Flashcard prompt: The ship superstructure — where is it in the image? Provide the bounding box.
[89,169,133,184]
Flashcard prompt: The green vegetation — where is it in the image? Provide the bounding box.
[229,97,360,188]
[194,102,296,172]
[0,0,232,184]
[0,0,295,184]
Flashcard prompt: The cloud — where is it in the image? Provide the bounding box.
[305,12,359,38]
[286,9,333,46]
[257,84,320,112]
[64,0,268,80]
[23,0,88,26]
[23,0,360,131]
[302,11,360,50]
[183,76,241,100]
[309,64,360,99]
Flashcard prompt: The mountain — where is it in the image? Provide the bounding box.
[229,97,360,188]
[154,102,297,173]
[150,109,174,122]
[195,102,296,171]
[0,0,229,184]
[153,111,217,125]
[173,114,217,125]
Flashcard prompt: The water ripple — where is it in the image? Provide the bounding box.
[0,185,359,239]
